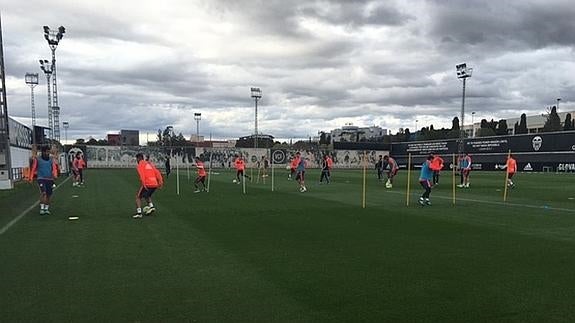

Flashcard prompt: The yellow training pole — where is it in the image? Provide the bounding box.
[362,151,367,209]
[406,153,412,206]
[452,153,456,205]
[503,150,511,202]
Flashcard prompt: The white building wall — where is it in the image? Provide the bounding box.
[10,146,31,168]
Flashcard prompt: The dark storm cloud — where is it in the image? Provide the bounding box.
[301,1,412,27]
[428,0,575,54]
[211,0,411,37]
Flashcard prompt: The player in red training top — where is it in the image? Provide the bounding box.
[234,154,250,184]
[72,152,86,187]
[194,156,207,193]
[133,153,163,218]
[431,153,444,185]
[506,154,517,188]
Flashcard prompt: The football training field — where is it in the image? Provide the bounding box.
[1,169,575,322]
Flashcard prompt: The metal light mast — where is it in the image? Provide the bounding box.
[43,25,65,142]
[25,73,39,145]
[456,63,473,157]
[250,87,262,149]
[39,59,53,139]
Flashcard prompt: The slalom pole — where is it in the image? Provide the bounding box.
[176,154,180,196]
[362,151,367,209]
[503,150,511,202]
[207,151,213,192]
[406,153,412,206]
[242,168,246,194]
[452,153,456,205]
[271,157,275,192]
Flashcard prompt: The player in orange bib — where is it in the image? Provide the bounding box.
[194,156,207,193]
[506,154,517,188]
[133,153,163,218]
[72,152,86,187]
[326,154,334,179]
[289,153,300,180]
[431,153,444,185]
[234,154,250,184]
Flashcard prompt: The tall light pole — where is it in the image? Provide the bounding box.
[415,119,418,131]
[0,14,12,183]
[39,59,53,140]
[471,111,476,138]
[456,63,473,156]
[43,25,65,142]
[63,121,69,144]
[194,113,201,143]
[557,98,561,110]
[250,87,262,149]
[25,73,39,145]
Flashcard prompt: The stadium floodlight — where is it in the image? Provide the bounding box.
[43,25,65,142]
[557,98,561,110]
[25,73,39,144]
[456,63,473,156]
[43,25,65,46]
[250,87,262,149]
[39,59,54,139]
[194,113,201,143]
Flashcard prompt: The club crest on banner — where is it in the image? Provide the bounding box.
[271,149,286,164]
[532,136,542,151]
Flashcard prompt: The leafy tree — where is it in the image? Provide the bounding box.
[543,106,562,132]
[477,119,496,137]
[451,117,460,131]
[496,119,508,135]
[404,128,411,141]
[319,132,328,145]
[517,113,528,134]
[74,138,85,145]
[563,113,573,131]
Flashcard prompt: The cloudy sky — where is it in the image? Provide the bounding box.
[2,0,575,143]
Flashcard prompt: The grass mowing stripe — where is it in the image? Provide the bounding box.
[376,189,575,213]
[0,176,71,236]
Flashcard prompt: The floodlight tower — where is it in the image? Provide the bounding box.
[63,121,69,144]
[39,59,53,139]
[194,113,201,143]
[456,63,473,156]
[25,73,39,144]
[250,87,262,149]
[43,25,65,142]
[557,98,561,110]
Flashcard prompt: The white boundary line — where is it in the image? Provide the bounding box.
[0,176,72,236]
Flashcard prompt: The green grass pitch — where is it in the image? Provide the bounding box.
[1,168,575,322]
